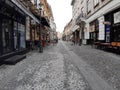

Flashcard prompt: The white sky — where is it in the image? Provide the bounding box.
[47,0,72,33]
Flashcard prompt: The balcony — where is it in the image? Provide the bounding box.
[76,13,86,25]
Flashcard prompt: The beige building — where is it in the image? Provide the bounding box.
[63,19,73,41]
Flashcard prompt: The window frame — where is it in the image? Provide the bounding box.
[93,0,99,7]
[87,0,91,14]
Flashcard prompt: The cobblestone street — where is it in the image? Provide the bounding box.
[0,41,120,90]
[0,41,90,90]
[1,0,120,90]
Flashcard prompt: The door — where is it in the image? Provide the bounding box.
[2,19,12,53]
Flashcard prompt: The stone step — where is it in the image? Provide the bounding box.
[4,55,26,65]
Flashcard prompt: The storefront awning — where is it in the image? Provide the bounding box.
[72,25,79,32]
[10,0,40,23]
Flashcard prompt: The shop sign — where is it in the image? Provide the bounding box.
[114,11,120,24]
[90,25,95,32]
[105,21,110,43]
[106,22,110,32]
[98,16,105,40]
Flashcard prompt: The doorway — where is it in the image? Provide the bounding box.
[2,19,13,53]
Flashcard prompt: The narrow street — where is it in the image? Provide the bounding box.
[0,41,119,90]
[0,0,120,90]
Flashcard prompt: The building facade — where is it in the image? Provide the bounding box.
[86,0,120,46]
[71,0,120,47]
[71,0,87,45]
[63,19,73,41]
[0,0,40,63]
[0,0,55,64]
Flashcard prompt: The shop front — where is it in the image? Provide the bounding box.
[104,12,112,43]
[112,8,120,47]
[104,8,120,46]
[90,21,95,45]
[0,0,26,62]
[89,19,99,45]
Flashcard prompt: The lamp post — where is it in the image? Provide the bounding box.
[39,3,43,53]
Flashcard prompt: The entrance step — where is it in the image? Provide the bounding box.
[4,55,26,65]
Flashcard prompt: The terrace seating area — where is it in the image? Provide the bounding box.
[93,42,120,54]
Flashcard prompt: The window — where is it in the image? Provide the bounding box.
[31,0,39,6]
[81,0,83,4]
[87,0,91,13]
[81,7,84,12]
[13,21,18,50]
[2,19,12,53]
[18,23,26,49]
[94,0,99,6]
[113,26,120,42]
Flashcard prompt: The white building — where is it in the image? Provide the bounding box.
[71,0,120,45]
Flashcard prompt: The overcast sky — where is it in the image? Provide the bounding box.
[47,0,72,33]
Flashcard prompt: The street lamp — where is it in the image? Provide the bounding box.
[39,3,43,53]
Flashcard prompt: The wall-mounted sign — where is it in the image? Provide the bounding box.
[114,11,120,24]
[98,16,105,40]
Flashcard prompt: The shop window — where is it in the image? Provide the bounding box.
[18,23,26,49]
[95,20,99,41]
[113,26,120,42]
[14,21,18,50]
[2,19,12,53]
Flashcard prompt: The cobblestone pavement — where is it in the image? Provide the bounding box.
[0,41,90,90]
[65,41,120,90]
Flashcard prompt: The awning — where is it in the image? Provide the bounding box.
[72,25,79,32]
[10,0,39,23]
